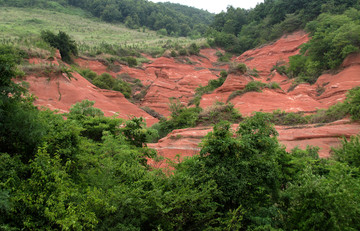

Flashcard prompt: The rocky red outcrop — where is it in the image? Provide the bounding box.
[24,71,158,126]
[149,118,360,167]
[23,31,360,164]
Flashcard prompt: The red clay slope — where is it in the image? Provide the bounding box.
[150,31,360,161]
[24,48,226,125]
[23,31,360,161]
[25,55,158,126]
[149,118,360,168]
[75,49,226,117]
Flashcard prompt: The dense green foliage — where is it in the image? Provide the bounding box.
[41,30,78,63]
[208,0,359,54]
[2,52,360,229]
[2,0,360,227]
[287,8,360,83]
[189,73,228,106]
[151,100,242,140]
[227,81,278,102]
[78,71,132,99]
[0,0,213,37]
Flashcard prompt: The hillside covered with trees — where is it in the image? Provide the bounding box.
[0,0,214,37]
[208,0,359,53]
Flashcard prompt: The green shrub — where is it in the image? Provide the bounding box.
[227,81,266,101]
[220,70,228,78]
[308,102,348,124]
[266,82,281,89]
[227,90,243,102]
[92,73,132,98]
[93,73,115,90]
[189,75,227,106]
[151,100,202,140]
[228,62,247,74]
[248,68,259,77]
[178,48,188,56]
[113,80,132,98]
[79,68,97,80]
[216,52,232,62]
[68,99,104,118]
[270,110,308,125]
[188,43,200,55]
[170,50,177,57]
[346,87,360,120]
[140,106,164,120]
[271,64,288,76]
[120,56,138,67]
[41,30,77,63]
[197,102,242,125]
[244,81,266,92]
[332,135,360,168]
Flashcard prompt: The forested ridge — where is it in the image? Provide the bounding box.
[208,0,359,53]
[0,0,214,37]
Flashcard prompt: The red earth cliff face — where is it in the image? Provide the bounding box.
[24,53,158,126]
[149,118,360,166]
[149,31,360,161]
[23,31,360,161]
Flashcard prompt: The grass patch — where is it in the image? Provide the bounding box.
[140,106,164,120]
[20,62,74,80]
[215,51,232,62]
[0,7,204,58]
[197,102,242,126]
[228,62,247,75]
[227,81,266,102]
[189,72,227,106]
[151,100,242,141]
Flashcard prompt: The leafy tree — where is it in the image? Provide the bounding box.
[191,113,284,228]
[188,43,200,55]
[41,30,78,63]
[345,87,360,120]
[332,135,360,168]
[68,99,104,118]
[0,45,47,161]
[281,163,360,230]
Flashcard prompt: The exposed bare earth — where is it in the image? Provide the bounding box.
[23,31,360,160]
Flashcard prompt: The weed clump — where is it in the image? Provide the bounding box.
[228,62,247,75]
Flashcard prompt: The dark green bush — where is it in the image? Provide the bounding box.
[120,56,138,67]
[266,82,281,89]
[244,81,266,92]
[308,103,348,124]
[220,70,228,78]
[170,50,177,57]
[228,62,247,74]
[79,68,97,80]
[332,135,360,168]
[271,64,288,76]
[93,73,115,90]
[188,43,200,55]
[41,30,78,63]
[189,75,227,106]
[178,48,188,56]
[346,87,360,120]
[92,73,132,98]
[270,110,308,125]
[227,81,266,102]
[197,102,242,125]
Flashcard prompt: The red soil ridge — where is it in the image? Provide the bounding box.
[22,31,360,160]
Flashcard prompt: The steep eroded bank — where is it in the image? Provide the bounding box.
[23,31,360,162]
